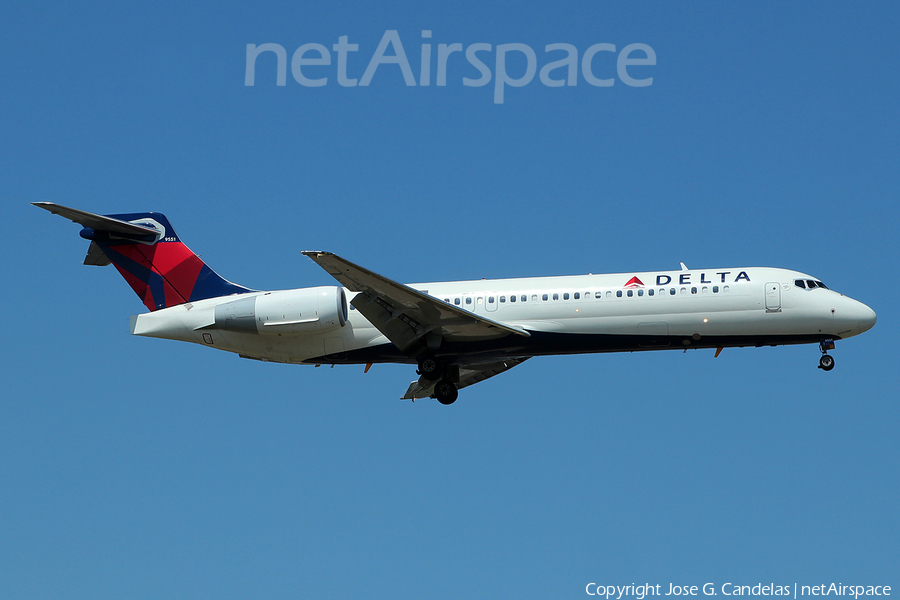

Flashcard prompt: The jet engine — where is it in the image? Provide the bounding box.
[214,286,348,335]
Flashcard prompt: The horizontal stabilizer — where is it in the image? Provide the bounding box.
[32,202,161,239]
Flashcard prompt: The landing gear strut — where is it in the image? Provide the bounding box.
[433,380,458,405]
[818,339,835,371]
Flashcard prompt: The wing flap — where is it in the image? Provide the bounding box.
[401,357,530,400]
[401,378,436,401]
[456,357,530,391]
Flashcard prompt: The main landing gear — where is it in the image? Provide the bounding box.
[433,380,459,405]
[417,355,459,404]
[818,339,835,371]
[417,355,443,381]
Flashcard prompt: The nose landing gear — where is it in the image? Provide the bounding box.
[818,339,835,371]
[819,355,835,371]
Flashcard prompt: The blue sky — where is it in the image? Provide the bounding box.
[2,2,898,598]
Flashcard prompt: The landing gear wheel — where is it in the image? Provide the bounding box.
[819,354,835,371]
[418,356,442,381]
[434,380,458,405]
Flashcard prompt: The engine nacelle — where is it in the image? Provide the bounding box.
[214,286,348,335]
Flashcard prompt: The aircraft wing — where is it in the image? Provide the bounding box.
[401,357,530,400]
[302,251,529,354]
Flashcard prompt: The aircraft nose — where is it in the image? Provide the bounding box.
[858,304,877,333]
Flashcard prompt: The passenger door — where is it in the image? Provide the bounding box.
[765,282,782,313]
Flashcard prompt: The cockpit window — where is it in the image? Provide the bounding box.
[797,279,831,291]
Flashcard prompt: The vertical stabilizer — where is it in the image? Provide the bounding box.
[34,202,252,311]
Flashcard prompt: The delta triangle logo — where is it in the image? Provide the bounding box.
[624,276,644,289]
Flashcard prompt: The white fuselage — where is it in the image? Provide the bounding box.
[130,267,876,365]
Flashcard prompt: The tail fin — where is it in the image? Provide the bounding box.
[34,202,252,311]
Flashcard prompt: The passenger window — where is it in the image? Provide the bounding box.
[627,290,633,297]
[595,292,602,299]
[509,295,516,303]
[444,298,450,303]
[606,291,612,298]
[670,288,676,295]
[795,279,806,289]
[563,292,569,300]
[542,294,548,301]
[638,289,644,297]
[521,295,527,302]
[574,292,580,300]
[465,297,472,305]
[488,296,495,304]
[723,285,730,293]
[681,287,687,295]
[532,295,538,302]
[616,290,623,298]
[454,298,461,305]
[648,289,654,296]
[713,286,719,293]
[552,293,559,300]
[702,287,708,294]
[499,296,505,303]
[659,288,666,296]
[477,297,484,305]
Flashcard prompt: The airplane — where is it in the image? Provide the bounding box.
[34,202,877,405]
